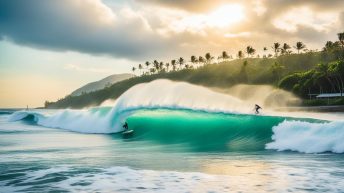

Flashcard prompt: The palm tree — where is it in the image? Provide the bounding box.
[238,50,244,59]
[294,42,306,54]
[263,47,268,58]
[198,56,205,65]
[246,46,256,57]
[171,60,176,71]
[178,57,184,69]
[323,41,334,51]
[246,46,251,57]
[145,61,150,69]
[221,51,229,61]
[132,67,136,74]
[338,32,344,49]
[153,60,159,71]
[272,43,280,57]
[138,64,143,75]
[281,43,291,55]
[165,62,170,72]
[190,55,197,68]
[159,62,164,71]
[205,53,213,64]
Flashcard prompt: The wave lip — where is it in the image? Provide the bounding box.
[8,110,114,134]
[266,120,344,153]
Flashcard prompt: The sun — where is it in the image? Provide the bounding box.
[206,4,245,28]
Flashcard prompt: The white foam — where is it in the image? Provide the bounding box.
[9,109,114,133]
[266,120,344,153]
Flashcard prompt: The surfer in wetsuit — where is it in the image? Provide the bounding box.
[255,104,262,114]
[123,122,128,131]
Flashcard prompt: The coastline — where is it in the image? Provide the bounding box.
[275,105,344,113]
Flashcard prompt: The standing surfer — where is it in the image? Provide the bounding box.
[254,104,262,114]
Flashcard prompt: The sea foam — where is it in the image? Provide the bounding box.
[266,120,344,153]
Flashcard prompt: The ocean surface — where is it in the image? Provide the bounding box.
[1,80,344,193]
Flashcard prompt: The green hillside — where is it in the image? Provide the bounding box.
[45,50,343,109]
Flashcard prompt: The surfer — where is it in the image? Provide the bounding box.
[254,104,262,114]
[123,122,128,131]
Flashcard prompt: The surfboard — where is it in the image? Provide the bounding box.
[122,130,134,138]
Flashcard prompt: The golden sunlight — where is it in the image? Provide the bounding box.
[206,4,244,28]
[172,4,245,33]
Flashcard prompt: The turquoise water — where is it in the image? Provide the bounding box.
[1,109,344,192]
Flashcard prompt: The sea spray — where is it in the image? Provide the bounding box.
[266,120,344,153]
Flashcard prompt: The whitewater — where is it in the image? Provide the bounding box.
[2,79,344,192]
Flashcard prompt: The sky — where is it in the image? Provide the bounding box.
[0,0,344,108]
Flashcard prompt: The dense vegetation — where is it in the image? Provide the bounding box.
[279,60,344,98]
[46,33,344,108]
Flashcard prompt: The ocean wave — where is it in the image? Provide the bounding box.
[8,80,250,134]
[266,120,344,153]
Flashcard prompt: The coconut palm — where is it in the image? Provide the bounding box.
[338,32,344,49]
[205,53,213,64]
[294,42,306,54]
[145,61,150,69]
[238,50,244,59]
[246,46,256,57]
[246,46,251,57]
[281,43,291,55]
[272,43,280,57]
[159,62,164,71]
[171,60,176,71]
[190,55,197,68]
[132,67,136,74]
[153,60,159,71]
[221,51,229,61]
[165,62,170,72]
[178,57,184,69]
[198,56,205,65]
[324,41,334,51]
[138,64,143,75]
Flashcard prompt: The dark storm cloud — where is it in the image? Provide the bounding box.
[0,0,173,60]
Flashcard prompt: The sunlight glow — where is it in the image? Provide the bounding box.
[169,4,245,34]
[206,4,245,28]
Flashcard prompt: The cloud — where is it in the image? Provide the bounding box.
[0,0,172,60]
[0,0,343,62]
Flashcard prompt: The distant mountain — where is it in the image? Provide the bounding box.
[70,73,135,96]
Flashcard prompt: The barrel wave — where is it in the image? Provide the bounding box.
[7,79,344,153]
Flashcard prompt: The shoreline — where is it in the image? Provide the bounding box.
[275,105,344,113]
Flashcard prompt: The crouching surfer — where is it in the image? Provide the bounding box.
[123,122,128,131]
[122,122,133,138]
[254,104,262,114]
